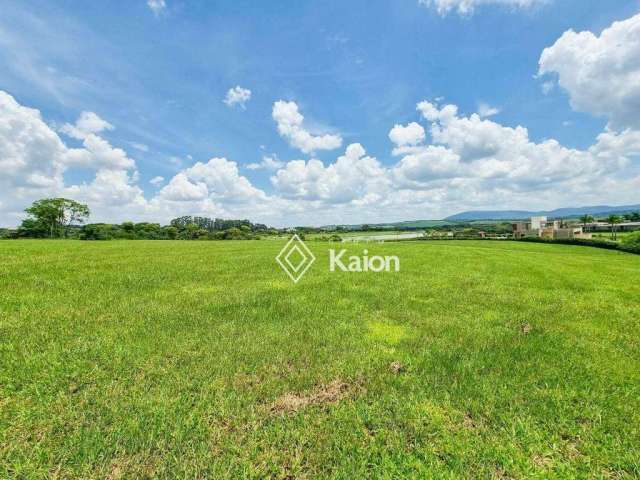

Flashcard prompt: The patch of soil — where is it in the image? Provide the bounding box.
[462,412,480,430]
[270,379,353,413]
[389,361,405,374]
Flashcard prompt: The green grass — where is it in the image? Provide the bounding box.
[307,230,420,239]
[593,231,636,242]
[1,240,639,479]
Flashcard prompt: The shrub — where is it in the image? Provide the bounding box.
[621,231,640,249]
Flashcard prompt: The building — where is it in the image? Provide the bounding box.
[512,216,592,240]
[586,221,640,232]
[512,216,558,239]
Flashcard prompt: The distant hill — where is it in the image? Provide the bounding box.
[445,204,640,221]
[319,204,640,230]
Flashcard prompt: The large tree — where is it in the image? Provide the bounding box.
[21,198,90,238]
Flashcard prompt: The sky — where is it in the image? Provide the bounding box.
[1,0,639,227]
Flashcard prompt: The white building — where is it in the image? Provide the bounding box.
[512,216,592,240]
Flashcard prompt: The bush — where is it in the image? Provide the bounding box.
[621,231,640,248]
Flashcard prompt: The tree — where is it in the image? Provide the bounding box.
[606,214,622,241]
[121,221,135,234]
[17,218,49,238]
[21,198,90,238]
[579,214,594,232]
[164,226,178,239]
[181,223,201,240]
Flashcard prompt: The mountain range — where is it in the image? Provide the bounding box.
[444,204,640,221]
[321,204,640,230]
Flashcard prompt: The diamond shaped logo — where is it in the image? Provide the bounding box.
[276,234,316,283]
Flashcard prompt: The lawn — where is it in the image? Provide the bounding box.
[1,240,639,478]
[592,231,636,242]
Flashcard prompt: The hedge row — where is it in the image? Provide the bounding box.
[411,235,640,255]
[516,237,640,255]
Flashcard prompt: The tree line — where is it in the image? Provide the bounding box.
[2,197,640,246]
[1,198,279,240]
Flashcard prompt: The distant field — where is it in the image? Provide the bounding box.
[308,230,423,240]
[339,230,410,237]
[1,240,639,478]
[326,220,455,230]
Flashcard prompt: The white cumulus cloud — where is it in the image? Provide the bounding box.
[149,176,165,186]
[60,112,135,171]
[223,86,252,109]
[61,111,113,139]
[389,122,426,147]
[539,13,640,130]
[159,157,266,204]
[0,90,146,224]
[246,155,284,171]
[271,143,389,204]
[272,100,342,154]
[477,102,500,118]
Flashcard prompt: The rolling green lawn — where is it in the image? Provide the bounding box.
[1,240,639,479]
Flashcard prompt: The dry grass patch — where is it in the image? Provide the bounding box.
[270,380,355,414]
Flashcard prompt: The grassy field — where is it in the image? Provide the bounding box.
[592,231,636,242]
[1,240,639,478]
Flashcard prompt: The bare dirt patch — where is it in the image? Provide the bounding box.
[270,379,354,414]
[389,361,405,374]
[462,412,482,430]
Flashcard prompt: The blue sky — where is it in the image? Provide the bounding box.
[1,0,639,226]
